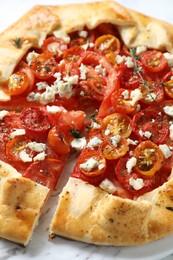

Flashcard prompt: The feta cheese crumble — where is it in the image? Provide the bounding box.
[126,157,137,173]
[71,137,87,151]
[129,177,145,190]
[0,110,9,120]
[159,144,172,159]
[99,179,117,194]
[10,129,26,139]
[80,157,99,171]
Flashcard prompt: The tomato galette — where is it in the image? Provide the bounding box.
[1,0,173,246]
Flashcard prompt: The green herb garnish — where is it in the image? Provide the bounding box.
[13,38,22,48]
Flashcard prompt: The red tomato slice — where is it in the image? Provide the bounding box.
[63,46,85,63]
[132,108,169,144]
[23,158,65,191]
[140,50,168,73]
[111,88,139,114]
[2,71,29,96]
[139,81,164,105]
[30,52,57,80]
[72,149,106,185]
[115,157,158,196]
[20,107,51,140]
[42,36,68,57]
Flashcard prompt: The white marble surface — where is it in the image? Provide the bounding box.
[0,0,173,259]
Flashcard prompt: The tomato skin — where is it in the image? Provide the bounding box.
[2,71,29,96]
[111,88,138,114]
[132,108,169,144]
[139,81,164,105]
[72,149,106,186]
[42,36,68,57]
[23,158,65,192]
[20,107,51,140]
[133,141,164,176]
[140,50,168,73]
[115,157,157,197]
[30,52,57,80]
[48,127,70,155]
[18,62,35,94]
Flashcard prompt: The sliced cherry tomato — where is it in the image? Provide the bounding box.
[132,108,169,144]
[69,29,96,47]
[42,36,68,57]
[72,149,106,185]
[23,158,64,191]
[95,34,120,55]
[2,71,29,96]
[115,157,157,196]
[140,50,168,73]
[117,62,141,90]
[30,52,57,80]
[48,126,70,155]
[162,71,173,98]
[102,113,132,138]
[57,61,80,80]
[133,141,164,176]
[18,62,35,93]
[63,46,85,63]
[6,136,34,162]
[139,81,164,105]
[100,136,128,160]
[20,107,51,140]
[111,88,139,114]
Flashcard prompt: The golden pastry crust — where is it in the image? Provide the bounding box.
[50,177,173,245]
[0,160,49,246]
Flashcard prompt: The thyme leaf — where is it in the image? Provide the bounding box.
[13,38,22,48]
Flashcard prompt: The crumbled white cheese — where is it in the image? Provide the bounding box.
[39,86,56,104]
[104,128,111,136]
[79,63,88,80]
[0,110,9,120]
[95,64,106,77]
[10,129,26,139]
[125,56,135,68]
[163,105,173,117]
[33,151,46,161]
[127,138,138,146]
[26,51,39,65]
[46,105,66,114]
[19,150,32,162]
[145,92,157,102]
[53,72,62,81]
[87,137,103,148]
[26,92,41,102]
[55,81,73,99]
[82,42,94,51]
[169,124,173,141]
[80,157,99,171]
[122,89,129,99]
[63,75,79,85]
[159,144,172,159]
[129,177,145,190]
[163,52,173,66]
[36,82,49,91]
[135,45,147,55]
[71,137,86,151]
[138,130,152,139]
[110,135,121,146]
[53,30,70,43]
[130,89,142,106]
[78,30,88,38]
[99,178,117,194]
[28,142,46,152]
[126,157,137,173]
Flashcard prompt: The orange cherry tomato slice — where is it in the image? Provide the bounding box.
[102,113,132,138]
[6,136,33,162]
[42,36,68,57]
[100,136,128,160]
[2,71,29,96]
[133,141,164,176]
[48,126,70,155]
[95,34,120,55]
